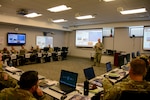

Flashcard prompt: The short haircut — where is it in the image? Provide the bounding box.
[140,57,149,68]
[18,71,38,90]
[130,58,146,76]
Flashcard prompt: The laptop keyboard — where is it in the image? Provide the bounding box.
[49,85,66,94]
[60,84,75,94]
[49,84,75,94]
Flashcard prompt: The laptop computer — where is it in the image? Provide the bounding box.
[83,67,96,80]
[106,62,112,72]
[83,67,103,87]
[49,70,78,94]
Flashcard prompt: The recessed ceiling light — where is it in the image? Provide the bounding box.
[120,8,147,15]
[47,5,72,12]
[51,19,68,23]
[75,15,95,20]
[103,0,115,2]
[24,13,42,18]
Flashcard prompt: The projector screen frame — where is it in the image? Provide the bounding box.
[143,27,150,51]
[75,29,103,48]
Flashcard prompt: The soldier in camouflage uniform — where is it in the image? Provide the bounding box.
[139,55,150,81]
[0,53,18,90]
[93,38,104,67]
[102,58,150,100]
[0,70,47,100]
[0,71,18,90]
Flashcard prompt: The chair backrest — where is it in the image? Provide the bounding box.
[119,90,150,100]
[131,52,136,59]
[106,62,112,72]
[136,51,140,57]
[126,53,130,63]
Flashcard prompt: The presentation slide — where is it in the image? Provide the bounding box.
[8,34,25,43]
[36,36,53,49]
[143,27,150,50]
[76,29,103,47]
[7,33,26,45]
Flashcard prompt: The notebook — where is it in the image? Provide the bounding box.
[5,66,23,73]
[106,62,112,72]
[83,67,96,80]
[49,70,78,94]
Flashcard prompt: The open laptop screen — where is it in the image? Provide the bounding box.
[60,70,78,88]
[106,62,112,72]
[83,67,96,80]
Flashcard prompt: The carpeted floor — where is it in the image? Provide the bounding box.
[17,56,116,83]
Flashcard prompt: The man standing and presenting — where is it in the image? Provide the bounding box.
[93,38,103,67]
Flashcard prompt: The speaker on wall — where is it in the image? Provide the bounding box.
[43,32,47,36]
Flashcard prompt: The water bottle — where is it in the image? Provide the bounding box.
[9,60,12,67]
[84,79,89,96]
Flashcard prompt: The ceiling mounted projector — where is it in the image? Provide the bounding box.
[17,9,28,15]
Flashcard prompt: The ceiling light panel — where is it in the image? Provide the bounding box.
[47,5,72,12]
[120,8,147,15]
[103,0,115,2]
[24,13,42,18]
[75,15,95,20]
[52,19,68,23]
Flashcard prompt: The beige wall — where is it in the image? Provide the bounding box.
[0,22,150,59]
[0,23,65,51]
[66,27,149,58]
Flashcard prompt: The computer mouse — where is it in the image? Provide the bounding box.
[61,95,67,100]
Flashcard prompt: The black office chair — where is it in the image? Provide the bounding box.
[61,47,68,60]
[18,50,26,65]
[119,90,150,100]
[136,51,140,57]
[131,52,136,59]
[10,54,18,67]
[125,53,130,63]
[52,52,58,61]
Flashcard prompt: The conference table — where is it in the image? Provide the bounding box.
[4,65,129,100]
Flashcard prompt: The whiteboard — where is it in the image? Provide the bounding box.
[36,36,53,49]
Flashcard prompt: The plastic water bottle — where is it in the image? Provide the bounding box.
[4,60,8,67]
[9,60,12,67]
